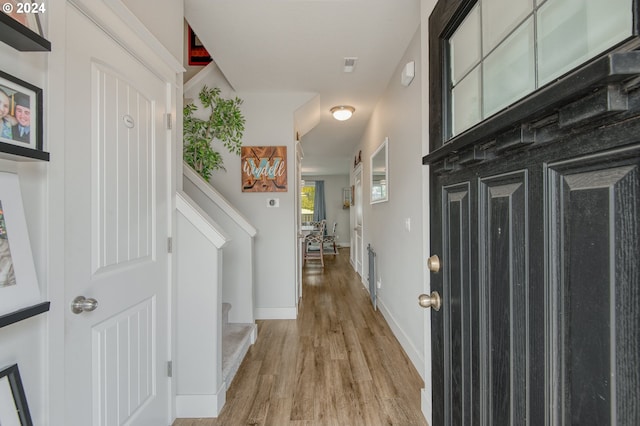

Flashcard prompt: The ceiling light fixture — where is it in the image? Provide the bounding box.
[330,105,355,121]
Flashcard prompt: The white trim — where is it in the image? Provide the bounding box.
[175,382,226,418]
[69,0,184,79]
[184,164,258,237]
[421,388,432,426]
[377,298,424,378]
[176,191,230,249]
[255,307,297,320]
[103,0,184,72]
[184,61,223,95]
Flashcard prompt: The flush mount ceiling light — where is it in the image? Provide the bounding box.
[330,105,355,121]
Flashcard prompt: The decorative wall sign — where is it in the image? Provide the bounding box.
[241,146,288,192]
[187,25,212,66]
[0,172,40,318]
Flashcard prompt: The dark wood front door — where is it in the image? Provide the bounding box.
[429,136,640,425]
[424,8,640,422]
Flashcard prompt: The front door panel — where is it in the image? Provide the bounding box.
[478,171,529,425]
[547,147,640,425]
[442,183,472,426]
[429,140,639,425]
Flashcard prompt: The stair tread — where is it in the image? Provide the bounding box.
[222,323,256,383]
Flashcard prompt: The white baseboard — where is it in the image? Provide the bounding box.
[376,298,424,378]
[176,382,226,418]
[421,388,432,425]
[255,307,297,319]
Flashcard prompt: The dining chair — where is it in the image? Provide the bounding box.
[303,220,326,267]
[323,222,338,255]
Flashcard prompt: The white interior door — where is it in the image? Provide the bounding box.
[63,5,170,425]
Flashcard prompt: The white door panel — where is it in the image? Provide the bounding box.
[64,5,170,425]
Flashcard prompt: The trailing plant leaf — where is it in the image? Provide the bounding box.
[183,86,245,181]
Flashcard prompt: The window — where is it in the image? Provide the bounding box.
[301,181,315,222]
[447,0,633,139]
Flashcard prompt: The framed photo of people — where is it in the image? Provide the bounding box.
[0,70,43,153]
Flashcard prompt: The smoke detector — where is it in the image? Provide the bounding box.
[343,57,358,73]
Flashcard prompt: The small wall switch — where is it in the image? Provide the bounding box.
[267,198,280,208]
[405,218,411,232]
[377,278,382,289]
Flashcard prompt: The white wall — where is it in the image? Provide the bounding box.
[351,27,426,375]
[0,36,50,426]
[211,92,315,319]
[0,1,183,424]
[301,174,350,247]
[185,67,315,318]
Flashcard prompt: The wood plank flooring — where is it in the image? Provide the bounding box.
[173,249,428,426]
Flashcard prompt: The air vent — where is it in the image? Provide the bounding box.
[343,57,358,73]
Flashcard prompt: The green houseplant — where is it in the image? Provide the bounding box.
[183,86,245,181]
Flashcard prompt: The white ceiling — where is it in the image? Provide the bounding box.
[184,0,421,175]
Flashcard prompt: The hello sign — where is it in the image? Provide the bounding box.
[241,146,288,192]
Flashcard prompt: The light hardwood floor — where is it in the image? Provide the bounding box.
[173,249,428,426]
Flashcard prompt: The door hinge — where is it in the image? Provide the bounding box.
[167,237,173,253]
[166,113,172,130]
[167,361,173,377]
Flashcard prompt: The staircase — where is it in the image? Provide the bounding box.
[175,187,257,418]
[222,303,257,387]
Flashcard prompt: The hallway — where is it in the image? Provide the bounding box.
[173,249,427,425]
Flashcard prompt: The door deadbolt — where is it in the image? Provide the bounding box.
[427,255,441,273]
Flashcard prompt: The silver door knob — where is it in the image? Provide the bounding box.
[71,296,98,314]
[418,291,441,311]
[427,255,441,273]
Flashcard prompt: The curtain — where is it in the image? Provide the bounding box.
[312,180,326,230]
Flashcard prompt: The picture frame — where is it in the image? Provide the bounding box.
[0,172,40,318]
[2,0,43,37]
[0,70,43,153]
[188,25,212,66]
[0,364,32,426]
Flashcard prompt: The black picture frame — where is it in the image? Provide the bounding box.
[188,25,212,66]
[0,70,44,158]
[0,364,32,426]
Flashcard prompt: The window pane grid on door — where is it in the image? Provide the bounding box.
[445,0,633,143]
[537,0,633,86]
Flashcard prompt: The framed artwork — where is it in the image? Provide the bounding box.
[0,70,43,153]
[0,364,32,426]
[1,0,44,36]
[188,25,212,66]
[241,146,288,192]
[0,172,40,318]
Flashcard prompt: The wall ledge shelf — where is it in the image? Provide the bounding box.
[0,12,51,52]
[0,142,50,161]
[0,302,50,329]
